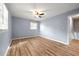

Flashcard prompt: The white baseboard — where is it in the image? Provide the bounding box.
[39,35,69,45]
[4,39,12,56]
[12,35,39,40]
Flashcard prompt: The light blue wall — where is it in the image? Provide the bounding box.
[12,17,40,38]
[0,13,12,56]
[40,8,79,44]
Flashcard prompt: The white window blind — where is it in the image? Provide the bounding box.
[30,22,38,30]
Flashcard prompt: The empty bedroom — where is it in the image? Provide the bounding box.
[0,3,79,56]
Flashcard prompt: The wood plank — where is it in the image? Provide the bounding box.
[7,37,79,56]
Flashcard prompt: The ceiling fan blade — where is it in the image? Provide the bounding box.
[39,13,44,15]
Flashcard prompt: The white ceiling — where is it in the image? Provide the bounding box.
[6,3,79,21]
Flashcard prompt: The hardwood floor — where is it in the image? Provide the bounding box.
[7,37,79,56]
[69,39,79,48]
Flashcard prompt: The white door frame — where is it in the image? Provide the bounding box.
[68,14,79,44]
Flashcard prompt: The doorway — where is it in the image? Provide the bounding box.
[69,14,79,48]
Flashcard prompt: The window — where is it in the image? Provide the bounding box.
[30,22,38,30]
[0,3,8,30]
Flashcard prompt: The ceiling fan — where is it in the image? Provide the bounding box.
[30,8,45,18]
[19,4,46,18]
[19,8,45,18]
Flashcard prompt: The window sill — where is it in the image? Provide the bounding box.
[0,29,8,32]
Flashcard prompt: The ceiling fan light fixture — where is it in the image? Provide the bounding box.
[30,8,44,18]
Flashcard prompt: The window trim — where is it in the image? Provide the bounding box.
[0,3,8,31]
[30,21,38,30]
